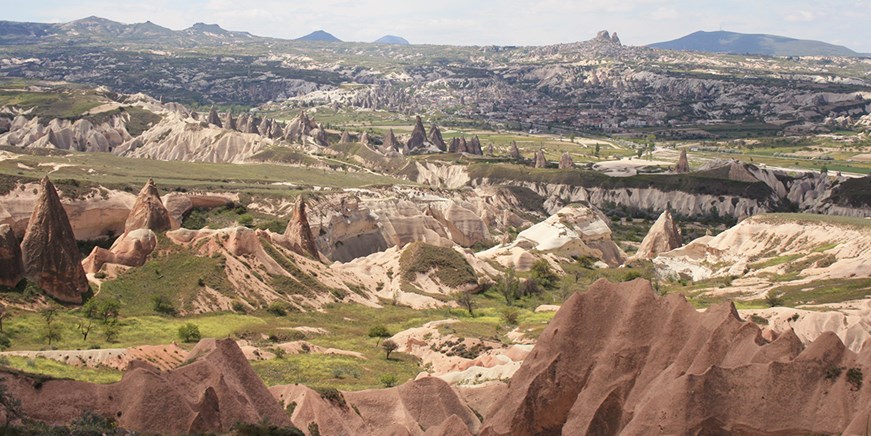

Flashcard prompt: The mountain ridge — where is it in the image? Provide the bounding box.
[650,30,863,57]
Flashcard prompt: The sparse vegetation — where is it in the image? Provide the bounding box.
[177,323,202,343]
[381,339,398,360]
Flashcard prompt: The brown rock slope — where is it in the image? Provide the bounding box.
[20,177,89,304]
[271,376,481,435]
[124,178,171,233]
[0,224,23,288]
[480,278,871,435]
[2,338,291,434]
[282,196,320,259]
[631,209,682,260]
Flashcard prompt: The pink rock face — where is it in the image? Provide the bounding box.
[283,196,320,259]
[480,278,871,435]
[0,224,23,288]
[82,229,157,274]
[125,178,171,233]
[20,177,89,304]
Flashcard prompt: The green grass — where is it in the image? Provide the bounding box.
[766,278,871,307]
[0,356,123,384]
[398,242,478,289]
[0,88,104,118]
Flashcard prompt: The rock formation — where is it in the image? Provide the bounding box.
[125,178,172,233]
[20,177,89,304]
[258,118,272,138]
[222,112,237,131]
[610,32,621,45]
[469,136,483,155]
[359,131,370,145]
[407,116,428,150]
[340,130,351,143]
[382,129,400,152]
[509,141,522,160]
[206,107,222,128]
[448,137,460,153]
[486,144,494,156]
[283,196,320,259]
[533,150,547,168]
[676,149,690,173]
[82,229,158,274]
[558,152,574,169]
[0,224,23,288]
[480,279,871,435]
[1,339,291,434]
[632,209,682,260]
[428,124,447,151]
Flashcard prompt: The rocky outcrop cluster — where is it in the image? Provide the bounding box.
[481,279,871,435]
[0,224,23,288]
[20,177,89,303]
[407,116,429,150]
[447,136,484,155]
[0,113,133,152]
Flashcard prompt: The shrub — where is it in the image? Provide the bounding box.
[530,259,558,290]
[623,271,642,281]
[765,291,784,307]
[234,420,304,436]
[847,368,863,391]
[232,301,247,313]
[314,387,346,408]
[380,374,398,388]
[151,295,177,316]
[453,291,476,316]
[368,325,391,344]
[825,366,843,380]
[266,302,289,316]
[178,323,201,343]
[501,307,521,326]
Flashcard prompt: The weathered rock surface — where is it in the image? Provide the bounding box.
[382,128,400,153]
[206,107,222,127]
[20,177,89,304]
[558,152,574,169]
[533,150,547,168]
[2,338,291,434]
[428,124,447,151]
[480,278,871,435]
[509,141,522,160]
[0,224,23,288]
[676,148,690,173]
[82,229,157,274]
[281,196,320,259]
[124,178,171,233]
[632,209,682,260]
[407,116,429,150]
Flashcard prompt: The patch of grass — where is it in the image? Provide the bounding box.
[0,356,122,384]
[399,242,477,288]
[763,278,871,307]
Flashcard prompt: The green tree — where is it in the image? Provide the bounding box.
[152,295,177,316]
[498,267,520,306]
[530,259,558,290]
[178,323,202,343]
[594,143,600,157]
[368,325,391,345]
[41,307,61,346]
[453,291,476,316]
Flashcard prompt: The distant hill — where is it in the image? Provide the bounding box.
[296,30,341,42]
[650,30,861,57]
[374,35,410,45]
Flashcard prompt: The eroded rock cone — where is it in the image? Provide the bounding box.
[458,137,469,154]
[533,150,547,168]
[359,131,370,145]
[0,224,23,288]
[237,114,249,132]
[633,209,682,259]
[469,136,483,155]
[558,152,574,169]
[223,112,237,131]
[125,178,171,233]
[340,130,351,143]
[245,115,259,134]
[207,107,222,128]
[407,116,427,150]
[312,124,329,146]
[480,279,871,435]
[429,124,447,151]
[676,149,690,173]
[383,129,400,152]
[269,121,284,139]
[283,196,319,259]
[448,137,460,153]
[509,141,522,160]
[611,32,622,45]
[21,177,89,304]
[258,118,272,138]
[486,144,494,156]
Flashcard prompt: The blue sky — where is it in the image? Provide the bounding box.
[4,0,870,51]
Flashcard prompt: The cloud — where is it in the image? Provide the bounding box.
[785,10,815,22]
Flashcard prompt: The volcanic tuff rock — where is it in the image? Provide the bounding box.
[0,224,23,288]
[222,112,237,131]
[0,113,133,152]
[428,124,447,151]
[1,338,291,433]
[124,178,171,233]
[676,148,690,173]
[340,130,351,143]
[206,107,222,127]
[632,209,682,260]
[533,150,547,168]
[407,116,428,149]
[20,177,89,304]
[382,128,400,152]
[480,279,871,435]
[469,136,483,155]
[282,196,320,259]
[558,152,574,169]
[82,228,158,274]
[509,141,522,160]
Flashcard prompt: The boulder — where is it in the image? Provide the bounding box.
[282,196,320,259]
[0,224,23,288]
[20,177,89,304]
[125,178,172,233]
[633,209,682,260]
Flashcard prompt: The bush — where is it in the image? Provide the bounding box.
[381,339,398,360]
[266,302,289,316]
[314,387,346,408]
[765,291,784,307]
[368,325,391,344]
[380,374,398,388]
[234,420,305,436]
[152,295,177,316]
[847,368,863,391]
[530,259,558,290]
[501,307,521,326]
[178,323,201,343]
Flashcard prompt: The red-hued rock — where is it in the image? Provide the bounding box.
[0,224,23,288]
[282,196,319,259]
[124,178,171,233]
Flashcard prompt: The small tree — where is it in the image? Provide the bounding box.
[0,305,8,333]
[765,291,784,307]
[178,323,202,343]
[381,339,398,360]
[78,299,100,341]
[498,267,520,306]
[380,374,398,388]
[594,143,600,157]
[453,291,476,316]
[152,295,177,316]
[368,325,391,345]
[41,307,61,346]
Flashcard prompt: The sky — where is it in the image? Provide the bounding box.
[4,0,871,52]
